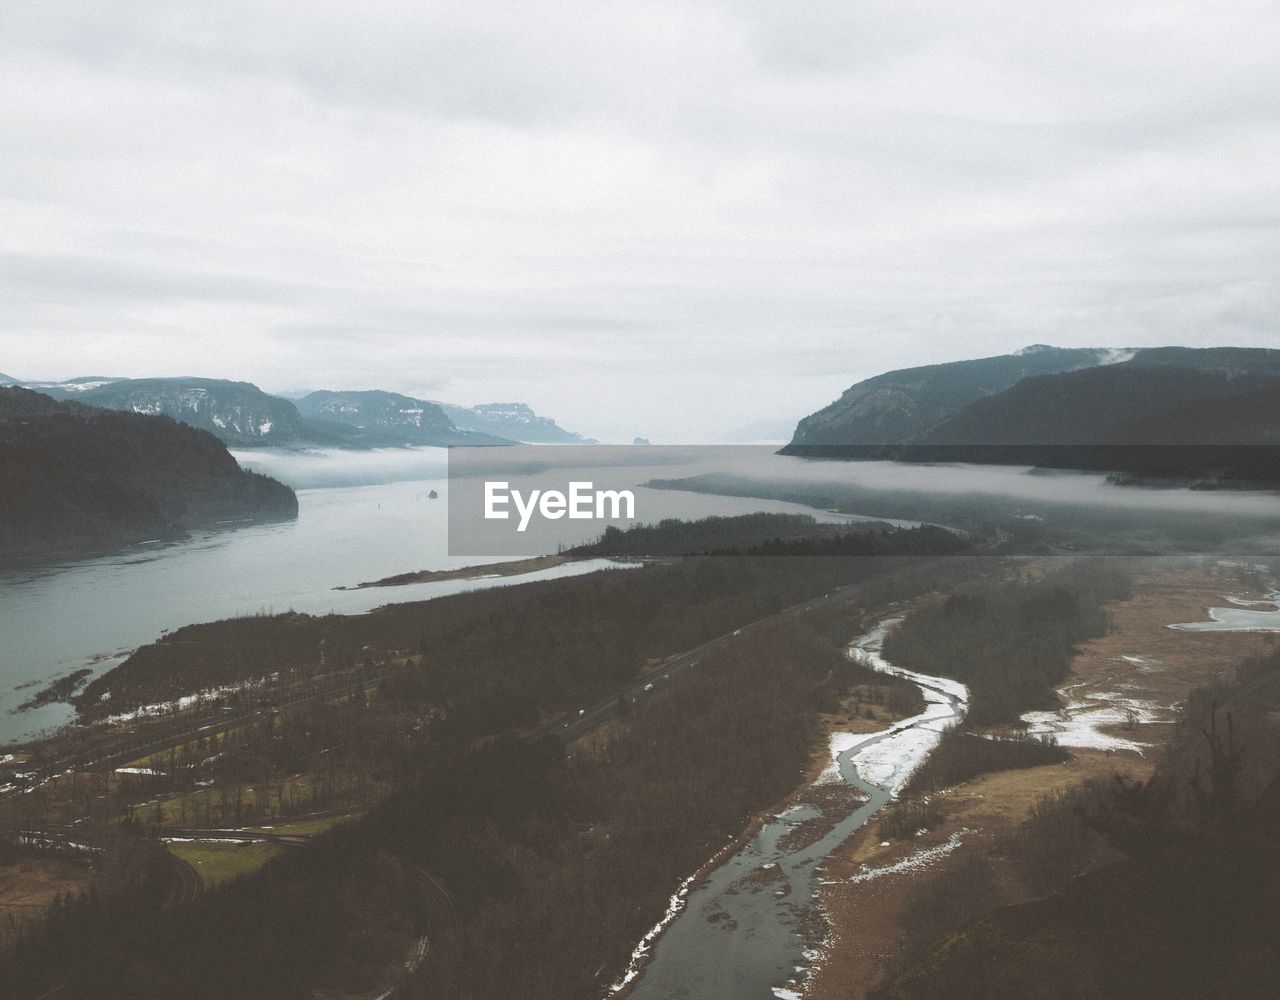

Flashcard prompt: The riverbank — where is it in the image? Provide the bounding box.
[805,562,1276,1000]
[339,553,578,589]
[620,611,967,1000]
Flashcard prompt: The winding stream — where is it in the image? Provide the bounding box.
[618,620,968,1000]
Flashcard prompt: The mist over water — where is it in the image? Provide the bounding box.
[232,446,451,489]
[0,448,864,742]
[2,445,1275,744]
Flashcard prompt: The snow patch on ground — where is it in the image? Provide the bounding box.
[1021,688,1171,755]
[1225,594,1280,609]
[1170,590,1280,632]
[832,620,970,797]
[838,829,970,884]
[160,837,258,844]
[847,728,946,797]
[102,675,276,724]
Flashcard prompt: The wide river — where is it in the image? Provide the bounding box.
[0,448,883,742]
[3,443,1274,743]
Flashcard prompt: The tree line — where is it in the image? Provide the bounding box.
[1,524,980,998]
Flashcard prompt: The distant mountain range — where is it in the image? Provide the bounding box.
[784,346,1280,484]
[432,400,594,444]
[0,386,297,563]
[9,376,590,448]
[26,376,320,447]
[296,392,591,446]
[293,390,508,447]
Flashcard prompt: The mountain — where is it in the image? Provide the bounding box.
[295,390,509,446]
[0,372,19,385]
[921,359,1280,446]
[29,376,318,447]
[788,345,1123,447]
[783,346,1280,483]
[16,376,582,447]
[0,386,297,563]
[20,375,126,393]
[435,401,594,443]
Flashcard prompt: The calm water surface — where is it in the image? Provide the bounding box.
[5,444,1274,742]
[0,449,875,742]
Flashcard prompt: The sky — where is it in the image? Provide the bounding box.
[2,1,1278,443]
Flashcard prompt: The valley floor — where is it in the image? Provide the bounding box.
[804,565,1276,1000]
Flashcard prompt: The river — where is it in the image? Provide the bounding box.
[3,441,1270,745]
[619,620,968,1000]
[0,449,879,743]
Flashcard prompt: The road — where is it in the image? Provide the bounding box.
[6,825,206,908]
[162,849,204,908]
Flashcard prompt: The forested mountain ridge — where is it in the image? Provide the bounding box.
[12,374,589,446]
[786,345,1280,448]
[921,354,1280,445]
[787,345,1118,447]
[0,387,297,563]
[783,346,1280,483]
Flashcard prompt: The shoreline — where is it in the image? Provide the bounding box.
[337,553,578,589]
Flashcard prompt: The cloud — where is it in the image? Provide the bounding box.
[1,1,1277,441]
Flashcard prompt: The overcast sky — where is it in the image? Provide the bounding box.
[2,2,1277,441]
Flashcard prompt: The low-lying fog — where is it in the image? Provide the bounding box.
[241,444,1279,555]
[238,444,1278,518]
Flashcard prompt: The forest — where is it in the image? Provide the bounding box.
[0,386,297,563]
[567,511,920,556]
[70,525,967,721]
[1,524,978,998]
[881,560,1132,723]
